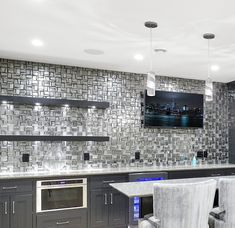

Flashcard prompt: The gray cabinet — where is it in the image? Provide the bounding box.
[0,181,33,228]
[37,209,87,228]
[90,189,108,227]
[108,189,128,227]
[11,194,33,228]
[89,175,128,228]
[0,196,10,228]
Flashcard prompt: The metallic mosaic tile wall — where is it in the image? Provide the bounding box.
[0,58,229,172]
[228,84,235,129]
[228,83,235,163]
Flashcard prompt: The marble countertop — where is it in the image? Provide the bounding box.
[110,175,235,198]
[0,163,235,180]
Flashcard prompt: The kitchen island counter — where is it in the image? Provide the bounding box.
[110,175,235,197]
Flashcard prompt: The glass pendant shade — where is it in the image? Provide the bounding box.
[203,33,215,102]
[205,78,213,102]
[145,22,158,97]
[146,72,156,96]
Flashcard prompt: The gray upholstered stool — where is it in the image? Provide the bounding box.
[209,178,235,228]
[138,179,217,228]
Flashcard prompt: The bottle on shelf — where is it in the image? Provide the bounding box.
[191,155,197,167]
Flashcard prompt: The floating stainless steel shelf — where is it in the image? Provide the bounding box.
[0,135,110,142]
[0,95,109,109]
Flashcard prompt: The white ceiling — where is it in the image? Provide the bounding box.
[0,0,235,83]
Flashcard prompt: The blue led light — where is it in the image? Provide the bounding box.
[134,213,140,219]
[132,176,165,221]
[134,197,140,204]
[136,177,164,182]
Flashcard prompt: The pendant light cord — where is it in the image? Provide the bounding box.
[149,28,153,72]
[207,39,210,80]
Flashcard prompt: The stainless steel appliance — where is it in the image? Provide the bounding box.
[128,172,168,226]
[36,178,87,213]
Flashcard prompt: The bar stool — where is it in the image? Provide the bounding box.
[138,179,217,228]
[209,178,235,228]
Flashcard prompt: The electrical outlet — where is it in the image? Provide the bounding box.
[84,153,90,161]
[135,152,140,160]
[22,153,30,162]
[197,151,204,158]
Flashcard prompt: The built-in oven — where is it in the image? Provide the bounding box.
[128,172,168,226]
[36,178,87,213]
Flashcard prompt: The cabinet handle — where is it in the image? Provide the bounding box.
[2,186,17,190]
[104,193,108,205]
[4,202,7,215]
[110,193,113,205]
[103,180,115,184]
[12,201,15,214]
[56,221,70,225]
[211,174,221,177]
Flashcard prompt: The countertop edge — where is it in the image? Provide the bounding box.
[0,164,235,180]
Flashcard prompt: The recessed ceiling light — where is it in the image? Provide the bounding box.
[84,49,104,55]
[2,101,7,104]
[134,54,144,61]
[35,103,41,106]
[32,39,44,47]
[211,65,220,72]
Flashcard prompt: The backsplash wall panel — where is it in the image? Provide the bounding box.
[0,58,229,172]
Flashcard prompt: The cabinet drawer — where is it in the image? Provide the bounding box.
[206,169,226,177]
[90,175,128,189]
[224,168,235,176]
[37,209,87,228]
[0,180,32,194]
[168,169,226,179]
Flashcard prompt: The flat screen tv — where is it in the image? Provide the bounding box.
[144,90,204,128]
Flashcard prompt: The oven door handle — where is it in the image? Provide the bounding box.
[38,184,86,189]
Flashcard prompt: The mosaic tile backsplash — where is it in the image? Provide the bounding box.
[0,58,229,172]
[228,83,235,163]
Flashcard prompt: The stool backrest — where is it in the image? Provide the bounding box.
[153,179,217,228]
[219,178,235,224]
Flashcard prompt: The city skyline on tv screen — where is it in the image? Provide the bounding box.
[144,90,204,128]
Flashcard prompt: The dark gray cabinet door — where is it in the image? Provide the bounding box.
[108,190,128,227]
[11,194,32,228]
[0,196,10,228]
[90,189,109,228]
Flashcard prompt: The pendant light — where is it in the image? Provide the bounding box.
[145,21,158,96]
[203,33,215,102]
